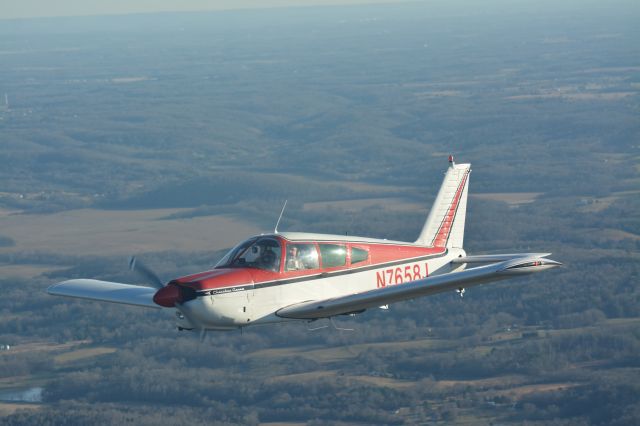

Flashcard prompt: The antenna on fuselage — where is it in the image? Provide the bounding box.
[274,199,288,234]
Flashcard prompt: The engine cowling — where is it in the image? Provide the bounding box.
[153,283,197,307]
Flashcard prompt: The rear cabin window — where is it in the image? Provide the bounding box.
[319,244,347,268]
[285,243,319,271]
[351,247,369,265]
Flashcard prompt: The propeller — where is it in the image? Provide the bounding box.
[128,256,200,333]
[129,256,181,308]
[128,256,165,289]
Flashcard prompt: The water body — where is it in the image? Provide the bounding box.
[0,387,43,403]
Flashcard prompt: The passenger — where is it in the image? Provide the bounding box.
[286,246,304,271]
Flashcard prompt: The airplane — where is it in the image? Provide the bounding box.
[48,156,561,333]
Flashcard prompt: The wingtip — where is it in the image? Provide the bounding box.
[502,257,563,274]
[46,281,63,295]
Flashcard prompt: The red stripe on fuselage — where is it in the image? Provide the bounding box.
[175,243,445,292]
[173,268,254,291]
[368,243,443,265]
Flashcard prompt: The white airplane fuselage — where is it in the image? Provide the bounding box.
[172,235,466,330]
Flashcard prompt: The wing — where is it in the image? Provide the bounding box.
[451,253,552,263]
[276,255,561,320]
[47,279,160,309]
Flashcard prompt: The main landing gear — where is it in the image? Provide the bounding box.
[307,317,355,332]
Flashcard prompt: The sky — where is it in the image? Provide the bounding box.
[1,0,416,20]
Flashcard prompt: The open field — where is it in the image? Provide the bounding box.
[250,335,450,364]
[471,192,543,206]
[0,208,261,256]
[0,376,48,390]
[0,402,40,416]
[0,340,88,359]
[594,228,640,241]
[578,189,640,213]
[347,375,417,389]
[436,374,527,389]
[303,197,423,213]
[505,92,637,101]
[0,264,66,279]
[54,347,117,364]
[491,382,580,398]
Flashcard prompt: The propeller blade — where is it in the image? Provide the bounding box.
[129,256,165,289]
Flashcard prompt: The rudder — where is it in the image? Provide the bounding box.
[415,156,471,248]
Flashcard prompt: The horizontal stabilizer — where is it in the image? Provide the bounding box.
[276,256,561,320]
[47,279,160,309]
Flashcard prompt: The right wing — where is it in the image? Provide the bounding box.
[276,255,561,320]
[47,279,160,309]
[451,253,552,263]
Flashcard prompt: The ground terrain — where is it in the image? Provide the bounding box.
[0,1,638,424]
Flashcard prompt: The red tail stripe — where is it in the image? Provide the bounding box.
[432,170,469,247]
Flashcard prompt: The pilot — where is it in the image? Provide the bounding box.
[286,246,304,271]
[260,246,278,271]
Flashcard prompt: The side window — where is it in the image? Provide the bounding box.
[319,244,347,268]
[285,243,319,271]
[351,247,369,265]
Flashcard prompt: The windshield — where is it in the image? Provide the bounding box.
[216,237,281,272]
[214,238,256,268]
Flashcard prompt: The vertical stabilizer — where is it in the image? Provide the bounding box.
[416,156,471,248]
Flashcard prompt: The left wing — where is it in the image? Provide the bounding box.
[47,279,160,309]
[276,256,560,320]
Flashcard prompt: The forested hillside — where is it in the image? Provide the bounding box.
[0,1,638,424]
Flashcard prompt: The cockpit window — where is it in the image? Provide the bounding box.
[216,238,281,272]
[215,238,256,268]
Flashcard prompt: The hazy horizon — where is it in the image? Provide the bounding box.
[1,0,418,20]
[2,0,637,24]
